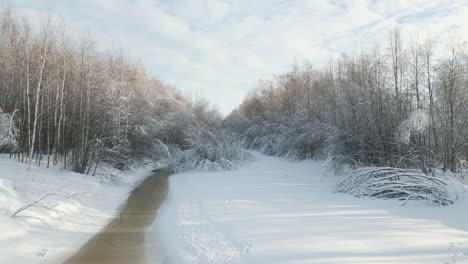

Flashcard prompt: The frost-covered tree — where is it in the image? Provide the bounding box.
[0,8,240,175]
[228,28,468,174]
[0,107,18,152]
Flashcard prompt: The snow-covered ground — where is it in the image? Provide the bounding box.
[151,152,468,264]
[0,155,155,264]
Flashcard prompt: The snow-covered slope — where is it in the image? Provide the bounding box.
[151,151,468,264]
[0,155,154,264]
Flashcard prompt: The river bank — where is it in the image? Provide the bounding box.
[0,155,157,264]
[151,151,468,264]
[64,168,170,264]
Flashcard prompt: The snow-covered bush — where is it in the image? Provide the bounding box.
[0,108,18,153]
[170,128,250,172]
[456,159,468,180]
[242,111,342,161]
[334,167,454,205]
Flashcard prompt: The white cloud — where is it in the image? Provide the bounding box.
[2,0,468,114]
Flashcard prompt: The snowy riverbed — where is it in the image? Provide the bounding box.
[0,155,155,264]
[151,151,468,264]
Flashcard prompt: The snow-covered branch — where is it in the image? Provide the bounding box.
[334,167,453,205]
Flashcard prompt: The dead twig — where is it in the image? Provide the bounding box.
[11,189,85,218]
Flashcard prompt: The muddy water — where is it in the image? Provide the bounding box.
[63,168,171,264]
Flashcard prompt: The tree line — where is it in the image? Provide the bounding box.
[228,27,467,174]
[0,8,238,174]
[2,7,465,175]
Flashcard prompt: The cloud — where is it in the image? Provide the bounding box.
[2,0,468,114]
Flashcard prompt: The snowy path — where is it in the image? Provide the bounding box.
[151,152,468,264]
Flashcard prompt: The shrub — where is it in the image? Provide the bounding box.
[170,127,250,172]
[334,167,454,205]
[0,108,18,153]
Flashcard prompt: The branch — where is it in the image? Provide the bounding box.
[11,190,85,218]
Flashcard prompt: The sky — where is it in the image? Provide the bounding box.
[1,0,468,115]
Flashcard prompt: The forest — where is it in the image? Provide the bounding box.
[0,7,467,178]
[228,28,468,176]
[0,8,244,174]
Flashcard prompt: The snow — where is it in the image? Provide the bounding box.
[0,154,155,264]
[150,151,468,264]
